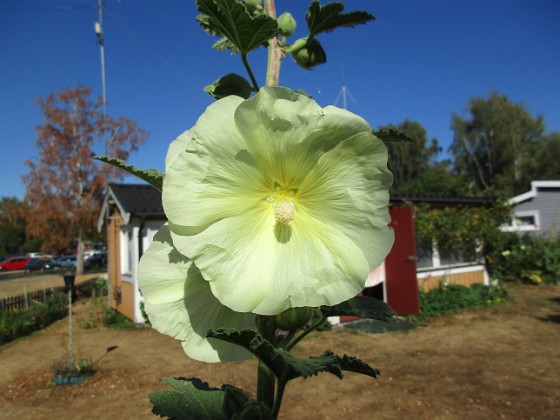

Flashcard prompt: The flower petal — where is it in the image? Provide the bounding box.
[165,129,193,172]
[138,224,256,362]
[163,96,268,227]
[233,87,373,188]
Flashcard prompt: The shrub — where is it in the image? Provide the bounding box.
[489,234,560,284]
[0,296,67,344]
[95,277,108,296]
[413,283,508,321]
[102,307,134,329]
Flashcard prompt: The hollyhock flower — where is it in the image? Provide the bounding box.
[163,86,394,316]
[137,224,256,363]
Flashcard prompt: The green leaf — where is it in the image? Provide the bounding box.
[209,328,381,386]
[336,354,379,378]
[149,377,225,420]
[196,0,280,54]
[204,73,252,99]
[373,128,416,143]
[94,156,163,191]
[222,386,273,420]
[306,1,374,38]
[320,296,396,321]
[208,329,343,381]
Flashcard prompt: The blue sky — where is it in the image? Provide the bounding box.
[1,0,559,199]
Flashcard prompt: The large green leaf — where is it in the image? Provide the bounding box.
[336,354,380,378]
[196,0,280,54]
[149,377,224,419]
[204,73,252,99]
[306,1,374,38]
[94,156,163,191]
[208,329,379,382]
[320,296,396,321]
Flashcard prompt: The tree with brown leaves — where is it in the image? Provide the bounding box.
[23,85,148,273]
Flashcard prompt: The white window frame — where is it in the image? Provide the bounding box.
[502,210,540,232]
[120,227,135,283]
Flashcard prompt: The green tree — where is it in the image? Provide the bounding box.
[381,120,464,196]
[23,85,148,273]
[450,92,548,196]
[526,132,560,182]
[0,197,27,257]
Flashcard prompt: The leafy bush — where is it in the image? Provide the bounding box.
[0,296,67,344]
[102,307,135,329]
[95,277,108,296]
[489,233,560,284]
[413,283,508,321]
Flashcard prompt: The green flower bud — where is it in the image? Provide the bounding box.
[244,0,263,14]
[274,307,313,331]
[277,12,296,37]
[292,38,326,69]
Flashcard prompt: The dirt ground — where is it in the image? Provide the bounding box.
[1,283,559,419]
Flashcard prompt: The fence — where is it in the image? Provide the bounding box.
[0,278,104,313]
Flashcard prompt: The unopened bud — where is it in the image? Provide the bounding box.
[292,38,326,69]
[274,307,313,331]
[277,12,296,37]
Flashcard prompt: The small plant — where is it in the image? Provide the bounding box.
[51,356,94,382]
[102,307,134,329]
[95,277,108,296]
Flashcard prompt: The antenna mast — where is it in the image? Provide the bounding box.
[95,0,108,144]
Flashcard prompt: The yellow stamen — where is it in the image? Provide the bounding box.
[275,201,296,224]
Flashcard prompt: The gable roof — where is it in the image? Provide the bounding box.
[97,183,164,231]
[510,180,560,205]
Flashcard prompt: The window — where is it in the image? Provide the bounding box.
[120,228,135,277]
[501,210,540,232]
[415,237,434,269]
[416,237,479,270]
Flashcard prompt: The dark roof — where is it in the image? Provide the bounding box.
[390,194,494,207]
[109,183,164,218]
[107,183,492,219]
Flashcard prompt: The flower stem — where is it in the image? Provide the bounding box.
[256,315,276,410]
[271,378,287,418]
[285,312,328,351]
[264,0,282,87]
[241,53,260,92]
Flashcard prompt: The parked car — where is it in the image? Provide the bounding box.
[27,252,54,259]
[24,258,58,273]
[0,256,31,271]
[55,256,91,269]
[86,251,107,268]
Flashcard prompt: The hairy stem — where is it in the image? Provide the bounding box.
[264,0,282,86]
[241,53,260,92]
[285,312,328,352]
[256,315,276,410]
[271,378,287,418]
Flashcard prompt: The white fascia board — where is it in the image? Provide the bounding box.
[96,187,131,230]
[509,180,560,204]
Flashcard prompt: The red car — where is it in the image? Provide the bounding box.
[0,256,31,271]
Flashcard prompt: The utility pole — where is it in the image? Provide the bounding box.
[95,0,108,136]
[94,0,111,307]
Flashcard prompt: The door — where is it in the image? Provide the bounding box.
[385,206,419,315]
